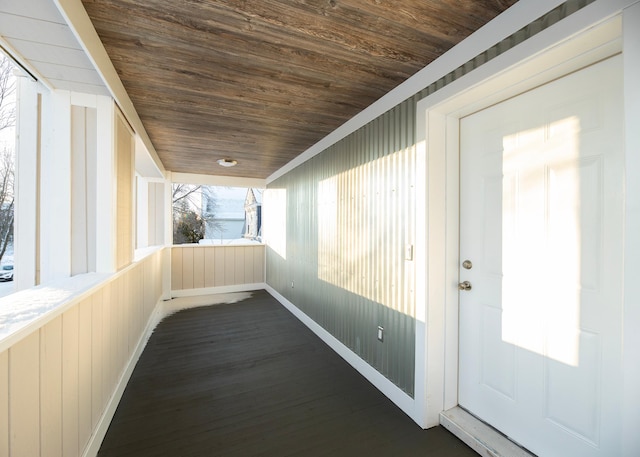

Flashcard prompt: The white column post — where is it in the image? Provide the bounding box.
[136,174,149,250]
[95,95,116,273]
[13,77,40,290]
[162,175,172,300]
[39,90,71,282]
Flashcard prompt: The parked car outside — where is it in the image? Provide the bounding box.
[0,264,13,282]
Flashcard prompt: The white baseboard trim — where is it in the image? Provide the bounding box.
[440,407,535,457]
[171,283,266,298]
[82,299,166,457]
[264,285,416,423]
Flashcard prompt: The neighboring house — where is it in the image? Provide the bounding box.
[243,188,262,240]
[211,212,245,240]
[202,188,245,240]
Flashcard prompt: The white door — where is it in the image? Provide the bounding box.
[459,55,623,457]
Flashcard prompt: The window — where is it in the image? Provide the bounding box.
[0,53,15,297]
[172,184,263,245]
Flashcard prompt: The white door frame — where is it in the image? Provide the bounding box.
[413,3,640,455]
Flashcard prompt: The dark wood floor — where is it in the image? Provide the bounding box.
[98,290,475,457]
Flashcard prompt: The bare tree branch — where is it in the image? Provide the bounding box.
[0,148,14,263]
[0,55,16,263]
[172,183,198,202]
[0,56,15,132]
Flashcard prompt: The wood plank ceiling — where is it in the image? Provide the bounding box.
[82,0,518,179]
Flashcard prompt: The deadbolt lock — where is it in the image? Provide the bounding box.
[462,260,472,270]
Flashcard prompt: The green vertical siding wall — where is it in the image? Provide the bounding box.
[265,0,592,397]
[267,99,419,396]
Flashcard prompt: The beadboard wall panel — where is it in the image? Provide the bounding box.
[266,100,417,396]
[171,245,265,294]
[0,249,164,457]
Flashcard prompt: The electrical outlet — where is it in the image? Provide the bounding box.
[377,326,384,342]
[405,244,414,261]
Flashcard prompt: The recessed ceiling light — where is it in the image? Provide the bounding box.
[217,158,238,167]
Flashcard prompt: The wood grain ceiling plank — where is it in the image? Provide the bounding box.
[86,6,424,84]
[81,0,517,178]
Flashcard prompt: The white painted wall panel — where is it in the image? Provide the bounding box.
[254,247,265,284]
[171,248,182,290]
[0,350,7,456]
[40,317,63,457]
[204,248,216,287]
[224,248,235,286]
[0,0,66,23]
[9,332,40,456]
[71,106,88,276]
[40,90,72,282]
[37,62,104,86]
[62,306,80,457]
[214,249,225,287]
[171,245,266,293]
[234,247,245,284]
[182,248,194,290]
[0,15,79,48]
[0,250,165,456]
[193,248,205,288]
[10,39,93,68]
[92,291,104,426]
[78,299,92,450]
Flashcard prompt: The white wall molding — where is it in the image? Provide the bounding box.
[621,2,640,455]
[169,171,266,189]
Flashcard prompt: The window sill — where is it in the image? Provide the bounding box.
[134,245,165,262]
[0,273,110,352]
[174,239,265,247]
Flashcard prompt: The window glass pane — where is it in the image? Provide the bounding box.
[172,185,263,245]
[0,54,16,297]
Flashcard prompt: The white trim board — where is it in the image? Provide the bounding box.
[621,3,640,455]
[169,172,266,189]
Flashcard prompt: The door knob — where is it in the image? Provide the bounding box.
[458,281,472,291]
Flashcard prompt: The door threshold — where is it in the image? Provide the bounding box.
[440,407,536,457]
